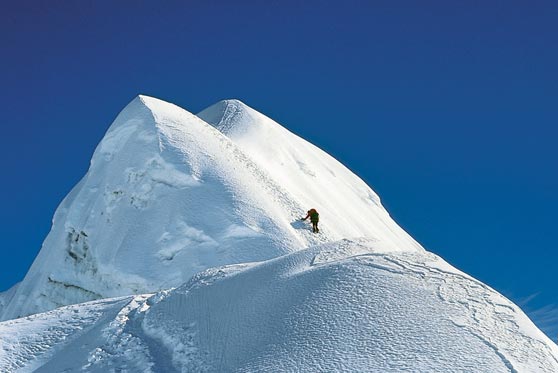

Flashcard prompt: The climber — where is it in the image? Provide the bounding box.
[301,208,320,233]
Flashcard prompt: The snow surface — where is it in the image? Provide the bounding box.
[1,239,557,372]
[0,283,19,316]
[1,95,557,372]
[197,100,416,247]
[1,95,420,321]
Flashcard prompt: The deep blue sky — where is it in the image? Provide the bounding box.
[1,1,556,339]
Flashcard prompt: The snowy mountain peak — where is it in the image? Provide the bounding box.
[196,98,260,137]
[0,95,421,321]
[1,95,558,372]
[199,98,423,251]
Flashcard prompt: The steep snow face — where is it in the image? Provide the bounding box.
[198,100,421,251]
[1,239,557,372]
[1,96,422,321]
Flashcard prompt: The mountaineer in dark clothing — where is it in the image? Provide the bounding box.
[301,208,320,233]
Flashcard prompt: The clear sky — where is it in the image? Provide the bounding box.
[1,1,556,340]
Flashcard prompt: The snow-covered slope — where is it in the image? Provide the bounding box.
[1,95,557,371]
[0,96,420,321]
[1,239,557,372]
[0,283,19,315]
[198,100,419,249]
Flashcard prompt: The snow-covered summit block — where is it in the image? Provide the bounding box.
[196,99,259,137]
[198,99,422,250]
[2,96,557,372]
[1,95,421,321]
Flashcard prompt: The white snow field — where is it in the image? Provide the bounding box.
[1,239,557,372]
[1,95,557,372]
[0,95,420,321]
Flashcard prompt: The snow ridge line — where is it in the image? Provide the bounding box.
[0,298,131,372]
[82,294,179,372]
[384,252,558,372]
[145,101,335,248]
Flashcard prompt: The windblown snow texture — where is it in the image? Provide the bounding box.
[1,239,557,372]
[1,96,557,372]
[0,95,420,321]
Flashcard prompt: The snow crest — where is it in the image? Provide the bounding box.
[1,96,421,321]
[1,95,557,371]
[1,239,557,372]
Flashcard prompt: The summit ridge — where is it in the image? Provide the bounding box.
[1,96,556,372]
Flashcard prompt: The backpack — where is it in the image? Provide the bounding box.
[310,209,319,222]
